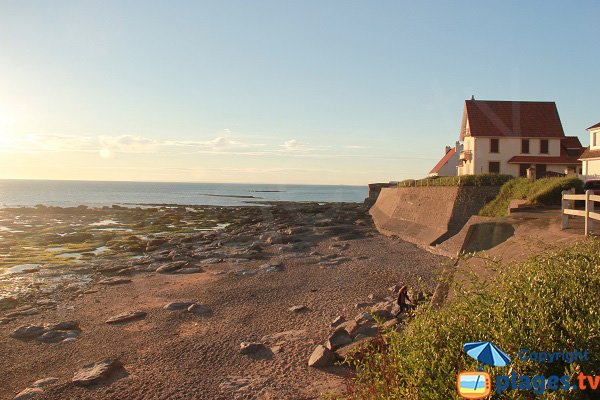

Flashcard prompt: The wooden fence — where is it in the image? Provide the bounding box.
[561,190,600,236]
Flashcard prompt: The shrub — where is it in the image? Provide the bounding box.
[479,177,583,217]
[345,240,600,399]
[398,174,513,187]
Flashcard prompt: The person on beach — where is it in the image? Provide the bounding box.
[395,285,413,316]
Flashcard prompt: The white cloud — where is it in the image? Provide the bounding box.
[282,139,305,152]
[98,135,159,158]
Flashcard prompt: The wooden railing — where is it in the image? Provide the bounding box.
[561,190,600,236]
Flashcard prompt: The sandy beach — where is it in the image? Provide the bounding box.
[0,202,447,399]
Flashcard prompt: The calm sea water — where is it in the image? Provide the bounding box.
[0,180,368,207]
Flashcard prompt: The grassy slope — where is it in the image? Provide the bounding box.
[479,177,584,218]
[346,240,600,399]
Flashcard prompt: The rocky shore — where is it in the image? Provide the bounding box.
[0,202,447,399]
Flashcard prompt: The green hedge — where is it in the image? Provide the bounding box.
[345,240,600,399]
[479,177,584,217]
[399,174,513,187]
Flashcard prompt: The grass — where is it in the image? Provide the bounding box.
[398,174,513,187]
[479,177,584,217]
[343,240,600,399]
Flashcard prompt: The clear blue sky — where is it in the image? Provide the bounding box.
[0,1,598,184]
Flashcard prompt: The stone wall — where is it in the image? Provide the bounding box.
[369,186,500,249]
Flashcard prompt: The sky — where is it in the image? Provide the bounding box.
[0,1,598,185]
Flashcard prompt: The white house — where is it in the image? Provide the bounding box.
[455,99,583,177]
[428,141,463,177]
[579,122,600,179]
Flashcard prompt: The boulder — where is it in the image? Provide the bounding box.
[45,321,79,331]
[336,320,359,335]
[325,328,353,351]
[330,316,345,328]
[10,325,46,340]
[335,337,377,363]
[173,267,204,274]
[72,359,123,386]
[105,311,147,324]
[308,345,336,367]
[155,262,188,274]
[31,378,59,388]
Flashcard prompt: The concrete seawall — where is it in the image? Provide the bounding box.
[369,186,500,250]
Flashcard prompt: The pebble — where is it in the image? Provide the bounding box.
[288,305,308,313]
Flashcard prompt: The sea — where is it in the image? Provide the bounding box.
[0,180,368,208]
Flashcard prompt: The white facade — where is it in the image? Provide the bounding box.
[457,137,566,176]
[581,126,600,177]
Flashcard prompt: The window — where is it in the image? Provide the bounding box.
[540,139,549,154]
[536,164,547,177]
[488,162,500,174]
[521,139,530,154]
[490,138,499,153]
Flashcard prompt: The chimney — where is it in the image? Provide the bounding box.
[445,146,451,154]
[471,95,475,100]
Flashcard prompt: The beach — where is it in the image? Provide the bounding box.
[0,201,447,399]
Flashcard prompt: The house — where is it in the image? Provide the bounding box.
[428,141,463,177]
[579,122,600,179]
[456,99,584,177]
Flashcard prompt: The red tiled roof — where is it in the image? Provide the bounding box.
[562,136,582,149]
[507,155,580,165]
[429,147,457,174]
[580,147,600,160]
[587,122,600,130]
[460,100,565,140]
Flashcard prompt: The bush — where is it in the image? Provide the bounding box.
[398,174,513,187]
[479,177,583,217]
[345,240,600,399]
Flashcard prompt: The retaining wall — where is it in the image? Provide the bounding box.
[369,186,500,249]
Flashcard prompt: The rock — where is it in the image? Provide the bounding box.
[258,263,283,273]
[335,337,377,363]
[97,278,132,285]
[308,345,336,367]
[354,302,374,309]
[325,328,353,350]
[14,388,43,400]
[337,320,359,335]
[174,267,204,274]
[240,342,267,355]
[353,323,379,338]
[234,269,257,277]
[155,262,188,274]
[72,359,123,386]
[248,241,264,251]
[355,312,374,324]
[6,307,39,318]
[164,301,196,311]
[382,319,399,330]
[105,311,147,324]
[10,325,46,340]
[31,378,59,388]
[288,305,308,313]
[330,316,345,327]
[45,321,79,331]
[187,304,211,316]
[36,330,79,343]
